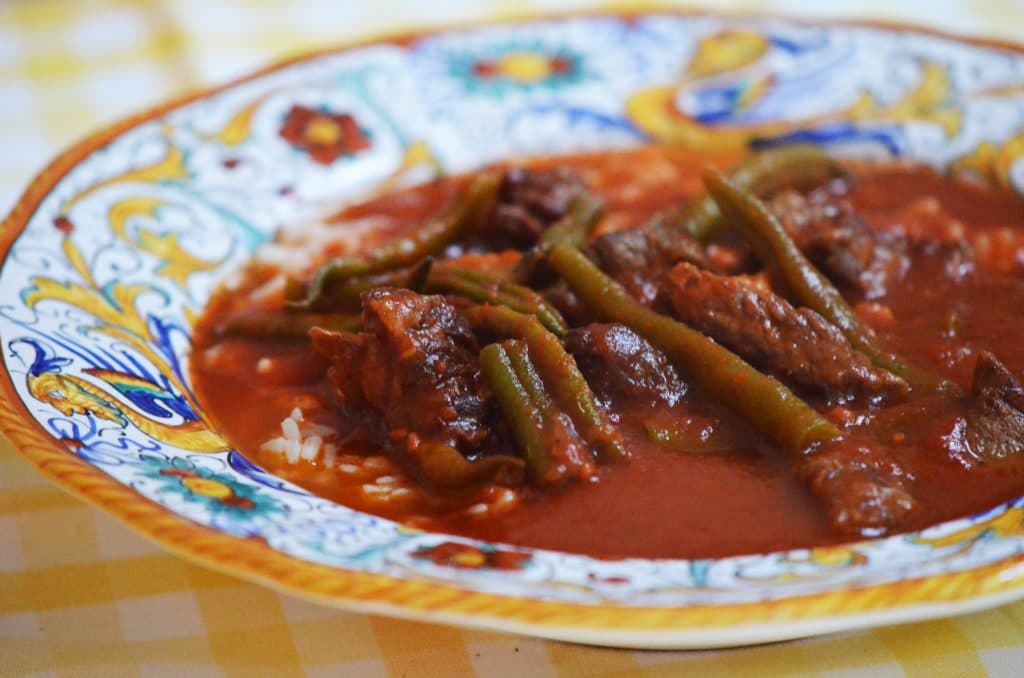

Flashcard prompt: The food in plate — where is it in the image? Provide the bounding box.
[191,144,1024,560]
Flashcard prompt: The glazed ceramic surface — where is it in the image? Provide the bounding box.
[3,12,1024,648]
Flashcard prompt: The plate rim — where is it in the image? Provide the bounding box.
[3,6,1024,647]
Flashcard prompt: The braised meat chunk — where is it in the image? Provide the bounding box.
[484,166,586,248]
[590,218,709,306]
[965,351,1024,462]
[565,323,687,408]
[769,189,909,299]
[311,288,491,452]
[799,444,917,536]
[664,262,908,402]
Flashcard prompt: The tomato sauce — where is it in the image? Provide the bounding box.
[190,147,1024,560]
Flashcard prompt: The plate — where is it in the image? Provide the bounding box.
[3,10,1024,649]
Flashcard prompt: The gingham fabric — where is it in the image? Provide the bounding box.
[2,1,1024,676]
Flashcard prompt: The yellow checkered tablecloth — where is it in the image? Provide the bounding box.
[2,0,1024,675]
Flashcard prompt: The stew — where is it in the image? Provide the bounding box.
[191,145,1024,560]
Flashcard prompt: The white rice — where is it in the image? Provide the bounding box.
[322,443,338,467]
[259,410,416,506]
[202,344,226,370]
[300,436,322,461]
[284,440,301,465]
[304,423,337,437]
[257,438,289,455]
[249,275,286,305]
[490,488,519,513]
[363,456,389,472]
[281,417,300,441]
[260,407,339,468]
[253,245,300,270]
[258,409,521,512]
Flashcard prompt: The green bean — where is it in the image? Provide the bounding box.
[426,265,568,336]
[513,193,604,284]
[505,340,607,482]
[464,305,626,462]
[547,242,840,453]
[218,312,360,341]
[416,441,524,489]
[701,169,944,390]
[530,338,626,464]
[479,342,558,485]
[669,145,847,243]
[287,172,501,310]
[291,259,434,312]
[540,194,604,250]
[503,340,552,410]
[462,303,548,341]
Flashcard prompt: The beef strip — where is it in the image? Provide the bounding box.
[565,323,687,409]
[964,351,1024,462]
[798,444,918,536]
[768,189,909,300]
[665,262,909,402]
[480,166,586,249]
[311,288,491,453]
[590,217,710,306]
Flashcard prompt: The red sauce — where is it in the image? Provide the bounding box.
[190,147,1024,560]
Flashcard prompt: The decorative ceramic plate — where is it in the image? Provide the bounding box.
[4,11,1024,649]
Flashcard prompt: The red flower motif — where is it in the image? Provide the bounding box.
[53,216,74,235]
[220,495,256,509]
[412,541,530,570]
[549,55,573,74]
[279,105,371,164]
[473,60,501,79]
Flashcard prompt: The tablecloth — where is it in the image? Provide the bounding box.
[2,1,1024,675]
